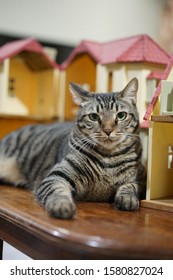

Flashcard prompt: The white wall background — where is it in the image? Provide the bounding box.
[0,0,163,260]
[0,0,163,45]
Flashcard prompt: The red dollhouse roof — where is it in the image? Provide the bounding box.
[144,55,173,120]
[147,71,163,80]
[61,34,170,70]
[0,38,59,70]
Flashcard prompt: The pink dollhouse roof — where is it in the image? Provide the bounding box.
[0,38,59,70]
[144,55,173,120]
[147,71,163,80]
[60,34,170,69]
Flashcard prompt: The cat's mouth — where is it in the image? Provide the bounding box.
[103,136,116,144]
[104,132,123,142]
[93,132,124,146]
[104,139,113,145]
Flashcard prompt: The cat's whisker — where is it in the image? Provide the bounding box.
[68,135,96,159]
[125,133,141,139]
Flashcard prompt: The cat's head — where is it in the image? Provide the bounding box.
[69,78,139,151]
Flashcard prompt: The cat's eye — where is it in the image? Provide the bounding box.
[116,111,127,121]
[89,113,100,122]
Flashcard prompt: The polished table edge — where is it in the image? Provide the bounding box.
[1,186,173,259]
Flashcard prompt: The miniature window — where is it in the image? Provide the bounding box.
[160,81,173,115]
[8,78,16,97]
[108,72,113,92]
[166,89,173,112]
[0,64,3,73]
[168,145,173,169]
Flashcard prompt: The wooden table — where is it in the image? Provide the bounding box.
[0,185,173,260]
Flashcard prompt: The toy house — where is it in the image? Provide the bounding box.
[59,34,170,122]
[0,38,59,119]
[142,55,173,212]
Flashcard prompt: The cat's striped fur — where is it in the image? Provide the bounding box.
[0,78,146,219]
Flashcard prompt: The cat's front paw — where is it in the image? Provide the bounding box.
[46,197,76,219]
[114,194,139,211]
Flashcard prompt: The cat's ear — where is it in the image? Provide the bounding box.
[120,78,138,103]
[69,82,91,105]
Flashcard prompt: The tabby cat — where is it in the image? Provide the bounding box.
[0,78,146,219]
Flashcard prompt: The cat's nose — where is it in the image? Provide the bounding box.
[103,129,112,136]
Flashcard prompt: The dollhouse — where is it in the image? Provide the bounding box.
[59,34,170,122]
[0,38,59,119]
[142,55,173,212]
[0,35,170,123]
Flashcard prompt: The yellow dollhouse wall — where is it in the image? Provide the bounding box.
[34,70,57,118]
[152,98,160,116]
[64,53,96,120]
[147,121,173,200]
[0,59,28,115]
[9,56,58,119]
[9,57,36,115]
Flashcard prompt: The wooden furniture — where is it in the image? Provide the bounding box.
[1,185,173,259]
[142,115,173,212]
